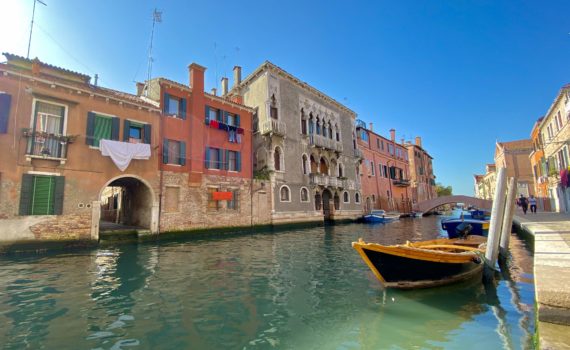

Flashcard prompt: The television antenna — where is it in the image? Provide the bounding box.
[146,8,162,96]
[27,0,47,59]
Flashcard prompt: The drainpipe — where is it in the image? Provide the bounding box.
[157,84,164,235]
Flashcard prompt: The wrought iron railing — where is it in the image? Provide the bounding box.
[24,130,71,159]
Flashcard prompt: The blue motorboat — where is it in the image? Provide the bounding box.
[363,210,400,223]
[441,214,489,239]
[463,209,491,221]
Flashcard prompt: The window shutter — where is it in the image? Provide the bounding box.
[236,152,241,172]
[204,147,210,168]
[223,111,229,124]
[143,124,151,144]
[164,93,170,114]
[32,176,55,215]
[0,93,12,134]
[86,112,96,145]
[123,120,131,141]
[180,98,187,120]
[205,105,210,125]
[19,174,34,215]
[217,109,223,122]
[162,139,169,164]
[235,114,240,127]
[111,117,120,140]
[53,176,65,215]
[224,149,230,170]
[180,141,186,166]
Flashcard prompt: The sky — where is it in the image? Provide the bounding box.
[2,0,570,195]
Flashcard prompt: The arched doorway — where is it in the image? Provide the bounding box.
[334,192,340,210]
[315,191,322,211]
[322,189,332,220]
[98,176,156,234]
[319,158,328,175]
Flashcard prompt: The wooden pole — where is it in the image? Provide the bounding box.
[499,177,517,258]
[485,167,507,271]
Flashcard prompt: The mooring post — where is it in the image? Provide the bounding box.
[499,177,517,259]
[485,167,508,274]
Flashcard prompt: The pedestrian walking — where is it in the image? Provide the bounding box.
[529,195,537,213]
[518,194,529,215]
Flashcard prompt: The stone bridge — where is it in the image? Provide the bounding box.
[413,195,492,213]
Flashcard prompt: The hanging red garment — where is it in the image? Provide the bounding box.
[237,127,244,134]
[561,169,569,188]
[210,120,219,128]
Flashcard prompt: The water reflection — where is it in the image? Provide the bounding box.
[0,217,535,349]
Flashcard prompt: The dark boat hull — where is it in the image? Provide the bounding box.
[441,219,489,238]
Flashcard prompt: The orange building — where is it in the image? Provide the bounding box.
[529,117,551,211]
[356,120,411,213]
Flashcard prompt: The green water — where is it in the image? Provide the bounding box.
[0,216,535,349]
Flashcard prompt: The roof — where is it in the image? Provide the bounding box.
[497,139,533,151]
[230,61,356,116]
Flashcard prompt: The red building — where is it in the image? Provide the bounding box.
[356,120,411,213]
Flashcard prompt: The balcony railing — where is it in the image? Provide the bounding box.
[260,119,286,136]
[24,130,71,160]
[309,134,344,152]
[392,178,411,187]
[309,173,349,188]
[353,148,363,159]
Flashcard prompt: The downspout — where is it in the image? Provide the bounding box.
[157,85,164,235]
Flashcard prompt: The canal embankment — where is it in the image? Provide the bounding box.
[513,211,570,350]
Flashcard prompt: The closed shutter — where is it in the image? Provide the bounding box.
[143,124,151,144]
[0,93,12,134]
[94,115,112,147]
[205,106,210,125]
[162,139,169,164]
[217,109,223,122]
[31,176,55,215]
[236,152,241,172]
[180,141,186,166]
[123,120,131,141]
[164,93,170,114]
[111,117,120,140]
[53,176,65,215]
[19,174,34,215]
[204,147,210,168]
[235,114,240,127]
[225,149,230,170]
[86,112,96,145]
[180,98,187,120]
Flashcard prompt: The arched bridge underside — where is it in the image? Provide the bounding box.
[413,195,492,213]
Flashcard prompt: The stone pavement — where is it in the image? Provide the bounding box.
[513,211,570,350]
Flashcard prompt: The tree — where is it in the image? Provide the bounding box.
[436,183,453,197]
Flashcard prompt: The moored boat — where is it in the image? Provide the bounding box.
[352,236,486,289]
[410,211,423,218]
[441,216,489,238]
[363,210,400,223]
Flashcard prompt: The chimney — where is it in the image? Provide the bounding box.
[136,82,145,96]
[415,136,422,147]
[211,88,217,96]
[389,129,395,142]
[233,66,242,88]
[189,63,206,92]
[369,122,373,132]
[221,77,228,96]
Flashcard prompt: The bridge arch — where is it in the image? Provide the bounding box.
[413,195,492,213]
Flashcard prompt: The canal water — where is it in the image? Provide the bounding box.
[0,214,535,349]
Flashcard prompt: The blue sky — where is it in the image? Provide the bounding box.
[2,0,569,195]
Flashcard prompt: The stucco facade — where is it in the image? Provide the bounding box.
[405,137,437,205]
[494,139,535,198]
[529,117,551,211]
[229,62,363,223]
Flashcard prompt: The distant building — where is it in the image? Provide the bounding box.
[494,139,535,198]
[356,122,411,213]
[529,116,551,211]
[536,85,570,212]
[478,164,497,200]
[473,174,485,199]
[405,136,437,204]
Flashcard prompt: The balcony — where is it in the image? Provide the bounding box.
[355,119,366,129]
[260,119,286,136]
[24,129,73,163]
[353,148,364,159]
[309,134,343,152]
[309,174,348,188]
[392,178,411,187]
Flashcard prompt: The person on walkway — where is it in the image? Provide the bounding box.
[518,194,529,215]
[529,195,537,213]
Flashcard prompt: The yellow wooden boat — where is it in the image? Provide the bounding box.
[352,236,487,289]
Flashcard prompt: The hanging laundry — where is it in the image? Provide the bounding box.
[561,169,569,189]
[210,120,219,128]
[100,139,151,171]
[228,129,237,143]
[236,134,242,144]
[237,127,244,135]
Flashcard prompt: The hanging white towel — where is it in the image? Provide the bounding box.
[100,139,151,171]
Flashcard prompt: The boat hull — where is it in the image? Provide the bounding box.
[441,219,489,238]
[352,237,485,289]
[363,215,399,223]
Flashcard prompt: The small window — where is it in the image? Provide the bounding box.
[207,187,220,210]
[270,95,278,119]
[274,147,282,171]
[19,174,64,215]
[227,189,239,210]
[207,148,223,169]
[226,113,237,127]
[343,191,349,203]
[302,155,308,175]
[280,186,291,202]
[355,192,361,204]
[300,187,309,202]
[129,123,143,143]
[167,95,180,116]
[371,162,375,176]
[360,130,368,142]
[164,139,185,165]
[228,150,239,171]
[209,107,220,122]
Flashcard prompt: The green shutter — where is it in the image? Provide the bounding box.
[217,109,223,122]
[19,174,34,215]
[180,98,187,120]
[143,124,151,144]
[164,93,170,114]
[205,147,210,168]
[53,176,65,215]
[225,149,230,170]
[93,115,112,147]
[86,112,96,145]
[162,139,169,164]
[31,176,55,215]
[205,105,210,125]
[180,141,186,166]
[235,114,240,127]
[236,152,241,172]
[111,117,120,140]
[123,120,131,141]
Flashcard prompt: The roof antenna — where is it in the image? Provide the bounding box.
[146,8,162,96]
[94,74,98,87]
[27,0,47,59]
